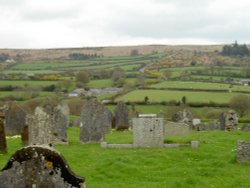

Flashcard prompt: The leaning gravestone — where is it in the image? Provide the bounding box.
[114,102,129,130]
[80,99,112,143]
[164,121,190,136]
[0,145,85,188]
[0,112,7,154]
[4,102,27,136]
[27,102,68,145]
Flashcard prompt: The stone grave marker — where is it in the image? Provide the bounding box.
[133,115,164,147]
[4,102,27,136]
[241,124,250,132]
[80,99,112,143]
[172,109,193,128]
[0,145,85,188]
[114,101,129,130]
[21,125,29,147]
[237,141,250,163]
[0,112,7,154]
[164,121,190,136]
[220,110,238,131]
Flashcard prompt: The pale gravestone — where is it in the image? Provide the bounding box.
[0,112,7,154]
[114,102,129,130]
[133,115,164,147]
[4,102,27,136]
[80,99,112,143]
[164,121,190,136]
[0,145,85,188]
[27,103,68,145]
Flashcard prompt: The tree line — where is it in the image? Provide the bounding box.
[221,41,250,56]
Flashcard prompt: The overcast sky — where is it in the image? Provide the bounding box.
[0,0,250,48]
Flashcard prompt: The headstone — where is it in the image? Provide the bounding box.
[114,102,129,130]
[133,116,164,147]
[164,121,190,136]
[0,112,7,154]
[172,109,193,128]
[27,102,68,145]
[0,145,85,188]
[195,121,220,131]
[241,124,250,132]
[237,141,250,163]
[80,99,112,143]
[4,102,27,136]
[21,125,29,147]
[192,118,201,126]
[224,110,238,131]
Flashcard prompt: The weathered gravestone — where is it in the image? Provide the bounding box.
[21,125,29,146]
[114,102,129,130]
[133,115,164,147]
[80,99,112,143]
[237,141,250,163]
[195,121,221,131]
[4,102,27,136]
[27,103,68,145]
[0,145,85,188]
[172,109,193,128]
[164,121,190,136]
[0,112,7,154]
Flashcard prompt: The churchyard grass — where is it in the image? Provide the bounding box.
[1,127,250,187]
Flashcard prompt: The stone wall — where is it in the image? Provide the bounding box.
[133,117,164,147]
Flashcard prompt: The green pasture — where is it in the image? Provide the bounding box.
[150,81,250,92]
[1,128,250,187]
[115,89,249,103]
[0,80,57,87]
[87,79,113,88]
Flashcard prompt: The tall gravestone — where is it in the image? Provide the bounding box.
[27,102,68,145]
[172,109,193,128]
[4,102,27,136]
[220,110,238,131]
[0,145,85,188]
[80,99,112,143]
[0,112,7,154]
[114,102,129,130]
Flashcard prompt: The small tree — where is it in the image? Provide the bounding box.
[76,70,90,84]
[130,49,139,56]
[144,96,149,104]
[229,95,250,117]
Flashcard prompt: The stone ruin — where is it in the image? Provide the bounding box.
[3,102,27,136]
[27,102,69,145]
[172,109,193,128]
[0,145,85,188]
[114,102,129,130]
[220,110,238,131]
[0,111,7,154]
[237,141,250,163]
[80,99,112,143]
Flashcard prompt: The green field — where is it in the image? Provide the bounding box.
[150,81,250,92]
[1,128,250,188]
[0,80,57,86]
[115,89,249,103]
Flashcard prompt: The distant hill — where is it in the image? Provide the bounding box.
[0,44,223,62]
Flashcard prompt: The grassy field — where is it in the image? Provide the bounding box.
[150,81,250,92]
[0,80,57,86]
[1,128,250,188]
[115,89,248,103]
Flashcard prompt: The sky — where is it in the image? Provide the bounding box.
[0,0,250,48]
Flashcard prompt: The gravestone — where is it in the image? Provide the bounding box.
[237,141,250,163]
[80,99,112,143]
[172,109,193,128]
[164,121,190,136]
[4,102,27,136]
[21,125,29,146]
[133,115,164,147]
[0,112,7,154]
[27,102,68,145]
[0,145,85,188]
[114,102,129,130]
[195,121,220,131]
